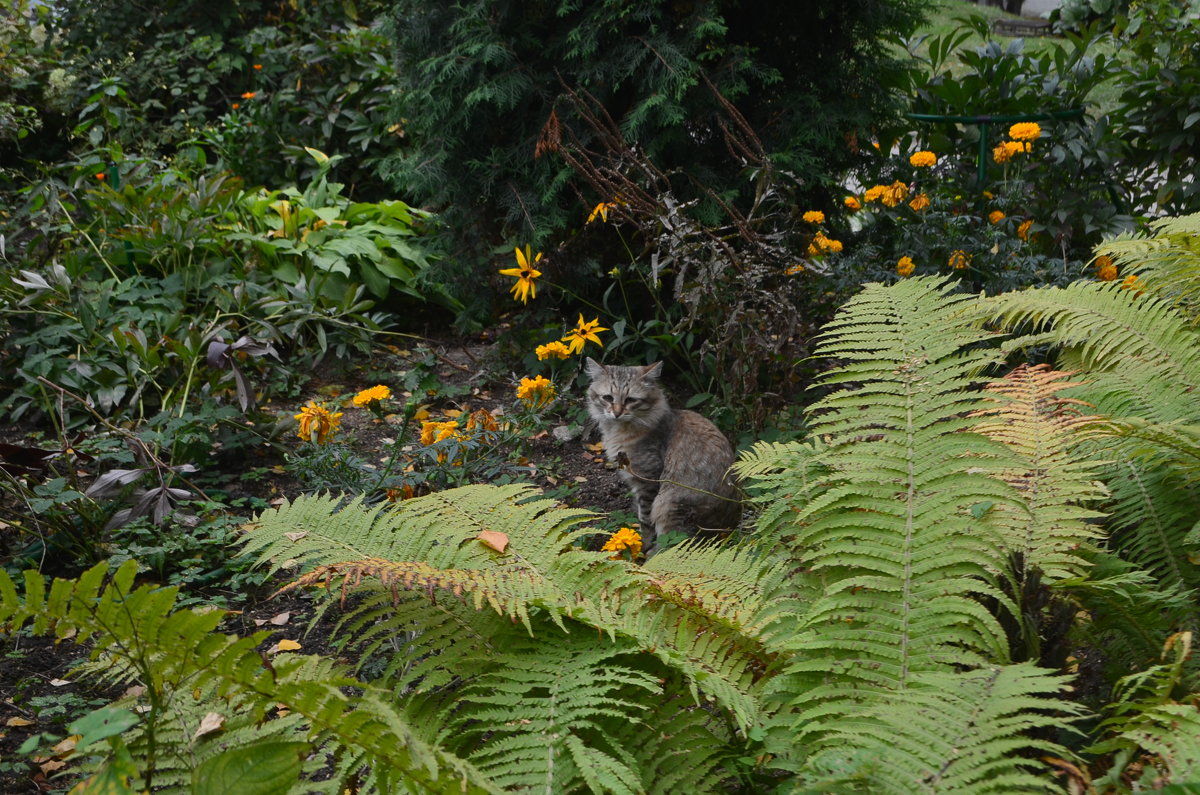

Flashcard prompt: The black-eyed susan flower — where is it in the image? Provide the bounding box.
[562,314,607,354]
[587,201,619,224]
[499,245,542,304]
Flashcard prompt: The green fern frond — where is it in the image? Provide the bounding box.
[1091,631,1200,789]
[732,439,827,549]
[0,562,498,794]
[971,364,1106,582]
[444,634,655,794]
[781,278,1018,708]
[1097,211,1200,325]
[1103,458,1200,589]
[981,280,1200,392]
[800,664,1085,794]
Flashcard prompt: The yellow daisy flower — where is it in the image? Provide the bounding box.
[499,245,543,304]
[562,314,608,354]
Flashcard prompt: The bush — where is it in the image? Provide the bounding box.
[380,0,925,321]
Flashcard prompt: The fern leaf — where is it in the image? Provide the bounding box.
[802,664,1085,794]
[1098,211,1200,325]
[971,364,1106,582]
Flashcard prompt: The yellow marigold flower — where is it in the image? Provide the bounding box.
[989,210,1006,225]
[880,180,909,208]
[587,201,619,224]
[241,91,258,99]
[802,210,826,224]
[1096,254,1117,281]
[351,384,391,407]
[948,249,972,271]
[909,150,937,168]
[295,401,343,444]
[863,184,887,203]
[601,526,643,559]
[516,375,556,409]
[993,140,1029,164]
[1009,122,1042,141]
[897,256,915,277]
[1017,219,1034,241]
[562,314,608,354]
[809,232,843,254]
[536,340,572,360]
[1121,274,1144,295]
[909,193,930,212]
[844,196,862,211]
[499,245,543,304]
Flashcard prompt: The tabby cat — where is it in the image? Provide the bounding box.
[584,358,741,548]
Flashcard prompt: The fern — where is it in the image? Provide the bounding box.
[1091,632,1200,790]
[245,484,795,788]
[1097,211,1200,325]
[970,364,1106,583]
[0,561,496,794]
[779,278,1018,711]
[799,664,1085,794]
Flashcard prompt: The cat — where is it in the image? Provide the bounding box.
[584,358,741,549]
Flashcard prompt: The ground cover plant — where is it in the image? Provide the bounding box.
[3,0,1200,792]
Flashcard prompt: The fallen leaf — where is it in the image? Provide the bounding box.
[573,476,588,483]
[253,618,267,627]
[49,678,71,687]
[193,711,224,740]
[122,685,146,699]
[270,497,287,506]
[6,717,34,727]
[477,530,509,553]
[585,442,605,452]
[271,639,302,653]
[284,531,307,542]
[269,612,291,626]
[442,409,462,419]
[52,736,79,755]
[39,759,66,774]
[412,407,430,421]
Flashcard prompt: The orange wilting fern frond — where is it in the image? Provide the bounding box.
[275,557,567,634]
[971,363,1107,583]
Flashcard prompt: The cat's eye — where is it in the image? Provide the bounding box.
[601,394,613,403]
[625,398,639,406]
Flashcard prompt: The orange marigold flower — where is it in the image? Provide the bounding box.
[241,91,258,99]
[989,210,1005,225]
[897,256,915,277]
[1009,122,1042,141]
[811,232,843,254]
[909,193,930,212]
[466,409,499,434]
[948,249,972,271]
[802,210,826,224]
[844,196,862,211]
[536,341,572,360]
[1120,274,1144,295]
[1096,255,1118,281]
[231,102,240,109]
[516,375,556,409]
[863,184,887,203]
[351,385,391,407]
[95,172,106,180]
[880,180,909,208]
[253,63,263,70]
[909,150,937,168]
[602,526,643,559]
[295,401,343,444]
[1018,219,1034,241]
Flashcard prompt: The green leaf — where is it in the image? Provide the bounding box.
[192,741,308,795]
[70,708,140,752]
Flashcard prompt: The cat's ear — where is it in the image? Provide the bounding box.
[641,361,664,380]
[584,357,606,379]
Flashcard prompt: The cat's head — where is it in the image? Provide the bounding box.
[584,358,667,424]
